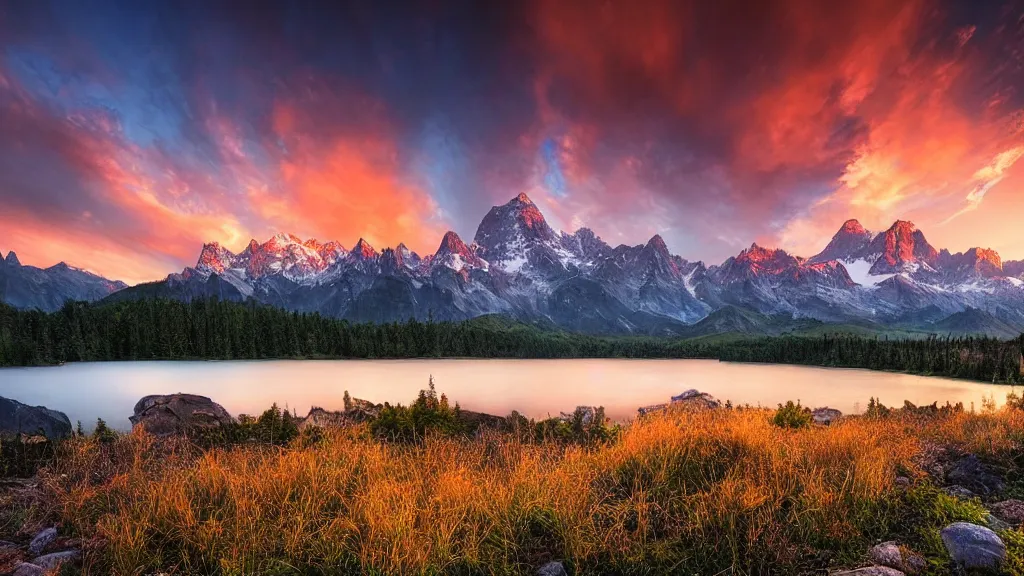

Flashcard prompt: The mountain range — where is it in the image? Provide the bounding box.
[5,193,1024,338]
[0,251,127,311]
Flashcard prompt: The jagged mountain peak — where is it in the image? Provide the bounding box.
[264,232,305,251]
[867,219,938,274]
[645,234,669,253]
[738,243,792,263]
[841,219,867,234]
[437,231,470,254]
[937,247,1004,279]
[512,192,535,206]
[433,230,485,272]
[809,219,873,264]
[4,251,20,266]
[352,238,378,259]
[196,242,235,274]
[473,193,558,268]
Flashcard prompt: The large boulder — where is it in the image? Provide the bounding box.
[940,522,1005,570]
[129,394,234,436]
[0,397,72,439]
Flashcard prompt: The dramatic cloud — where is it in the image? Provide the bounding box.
[1,0,1023,283]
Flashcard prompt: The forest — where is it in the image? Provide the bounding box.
[1,299,1022,384]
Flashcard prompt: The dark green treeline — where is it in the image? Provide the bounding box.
[1,299,1022,384]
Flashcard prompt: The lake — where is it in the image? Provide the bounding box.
[0,359,1018,430]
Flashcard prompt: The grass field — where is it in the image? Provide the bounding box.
[4,396,1023,575]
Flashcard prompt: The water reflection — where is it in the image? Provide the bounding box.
[0,359,1015,430]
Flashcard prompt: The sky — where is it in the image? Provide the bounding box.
[2,0,1024,285]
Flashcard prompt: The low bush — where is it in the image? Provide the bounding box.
[772,400,812,428]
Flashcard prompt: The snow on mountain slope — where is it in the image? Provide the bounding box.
[87,196,1024,335]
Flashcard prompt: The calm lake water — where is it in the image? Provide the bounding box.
[0,359,1018,430]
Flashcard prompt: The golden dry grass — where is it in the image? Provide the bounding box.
[30,406,1024,575]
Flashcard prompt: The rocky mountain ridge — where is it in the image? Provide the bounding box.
[6,195,1024,336]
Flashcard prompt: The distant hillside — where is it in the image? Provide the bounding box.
[926,308,1024,340]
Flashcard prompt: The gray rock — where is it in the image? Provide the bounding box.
[942,485,976,499]
[12,563,45,576]
[832,567,905,576]
[32,549,81,570]
[640,390,723,415]
[868,541,925,575]
[27,527,57,556]
[812,407,842,425]
[902,554,927,575]
[537,561,567,576]
[894,476,911,488]
[0,539,18,550]
[990,499,1024,526]
[869,542,903,569]
[940,522,1005,570]
[130,393,234,436]
[946,454,1003,495]
[0,397,73,439]
[298,399,383,430]
[671,389,721,409]
[984,513,1012,532]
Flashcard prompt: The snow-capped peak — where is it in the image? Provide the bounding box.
[433,231,486,272]
[808,219,872,264]
[351,238,378,260]
[196,242,235,274]
[867,220,938,275]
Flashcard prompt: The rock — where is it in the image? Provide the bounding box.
[129,393,234,436]
[942,485,976,500]
[537,561,567,576]
[984,513,1012,532]
[12,563,45,576]
[869,542,902,570]
[831,567,905,576]
[868,542,925,575]
[812,407,842,425]
[894,476,911,488]
[940,522,1005,570]
[990,499,1024,526]
[32,549,81,570]
[670,389,721,409]
[946,454,1003,495]
[0,539,17,550]
[902,554,927,575]
[637,402,668,416]
[0,397,73,439]
[27,527,56,556]
[641,390,721,415]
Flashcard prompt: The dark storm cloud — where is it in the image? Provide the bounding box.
[1,0,1023,282]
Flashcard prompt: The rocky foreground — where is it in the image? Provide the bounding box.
[1,391,1023,575]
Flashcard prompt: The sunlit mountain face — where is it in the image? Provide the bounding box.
[1,0,1023,286]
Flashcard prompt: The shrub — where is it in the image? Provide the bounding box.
[370,380,466,441]
[772,400,812,429]
[92,418,118,443]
